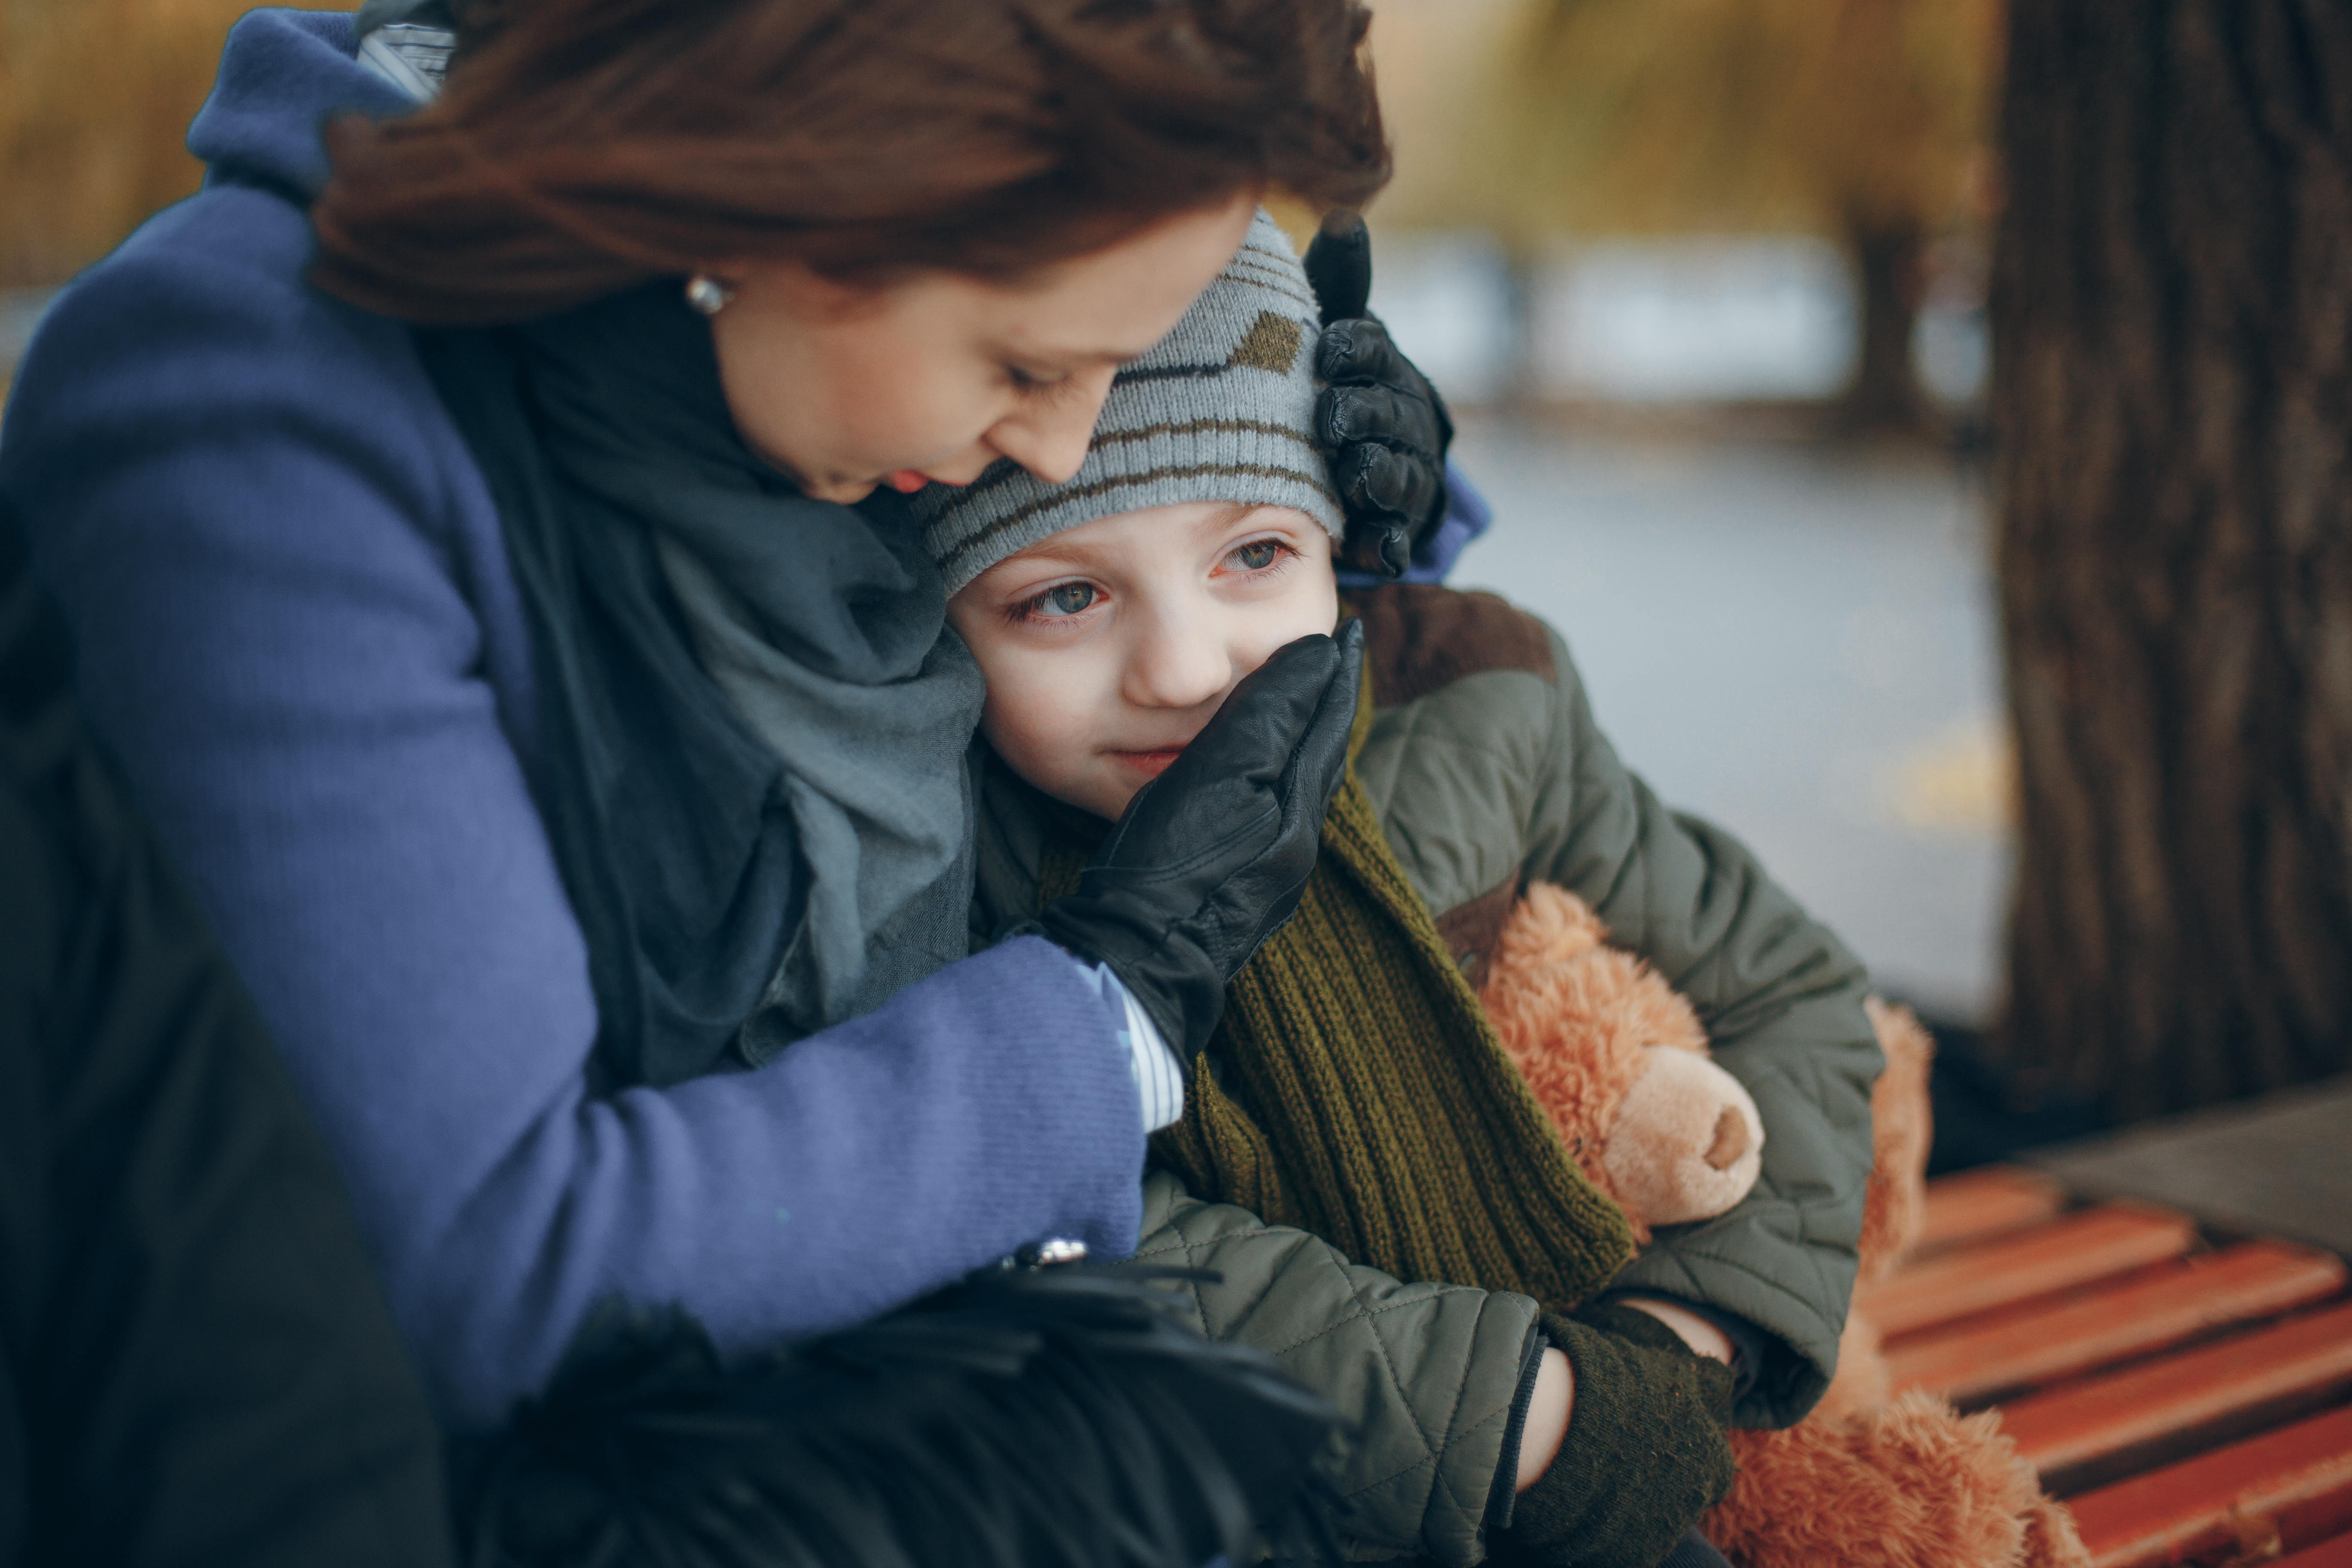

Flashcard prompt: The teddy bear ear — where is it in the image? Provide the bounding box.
[1541,883,1611,954]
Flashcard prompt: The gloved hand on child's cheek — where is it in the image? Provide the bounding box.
[1029,620,1365,1057]
[1494,1302,1737,1568]
[1304,217,1455,579]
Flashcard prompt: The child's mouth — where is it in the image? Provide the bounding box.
[1111,748,1185,780]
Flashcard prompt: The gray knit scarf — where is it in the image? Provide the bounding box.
[416,282,981,1090]
[655,536,982,1057]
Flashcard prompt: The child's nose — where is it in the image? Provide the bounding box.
[1124,604,1234,713]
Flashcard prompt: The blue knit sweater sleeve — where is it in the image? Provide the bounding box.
[0,184,1146,1429]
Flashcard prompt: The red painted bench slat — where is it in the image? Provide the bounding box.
[2068,1405,2352,1568]
[1997,1302,2352,1476]
[1859,1202,2198,1339]
[2279,1532,2352,1568]
[1886,1242,2347,1403]
[1915,1167,2068,1256]
[2277,1468,2352,1555]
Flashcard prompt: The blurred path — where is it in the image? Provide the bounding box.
[2025,1075,2352,1256]
[1446,416,2009,1020]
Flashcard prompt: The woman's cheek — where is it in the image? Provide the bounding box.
[880,366,992,469]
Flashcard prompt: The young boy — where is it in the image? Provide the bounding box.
[913,213,1880,1568]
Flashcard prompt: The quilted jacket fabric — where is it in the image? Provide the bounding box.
[973,583,1881,1565]
[1347,586,1881,1430]
[1133,1173,1541,1563]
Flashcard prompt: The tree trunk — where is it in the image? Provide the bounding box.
[1992,0,2352,1123]
[1838,216,1928,434]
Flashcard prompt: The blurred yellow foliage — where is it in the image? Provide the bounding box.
[2,0,2000,283]
[1883,718,2016,835]
[1,0,338,285]
[1447,0,2005,245]
[1356,0,1531,232]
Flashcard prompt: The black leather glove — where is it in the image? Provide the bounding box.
[1304,217,1456,579]
[1033,621,1365,1056]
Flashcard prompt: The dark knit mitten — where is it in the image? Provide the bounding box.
[1495,1303,1737,1568]
[1657,1527,1734,1568]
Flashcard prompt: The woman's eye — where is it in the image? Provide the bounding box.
[1006,363,1064,393]
[1023,581,1098,619]
[1228,539,1285,572]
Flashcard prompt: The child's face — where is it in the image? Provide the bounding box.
[947,499,1340,820]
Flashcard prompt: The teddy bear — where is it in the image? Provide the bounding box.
[1478,882,2091,1568]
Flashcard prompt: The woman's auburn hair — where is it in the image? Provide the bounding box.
[310,0,1390,325]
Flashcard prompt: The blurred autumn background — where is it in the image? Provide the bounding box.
[6,0,2003,435]
[1,0,316,285]
[5,0,2346,1153]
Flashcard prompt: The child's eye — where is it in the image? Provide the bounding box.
[1226,538,1291,573]
[1016,581,1099,621]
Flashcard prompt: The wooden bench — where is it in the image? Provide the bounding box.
[1883,1170,2352,1568]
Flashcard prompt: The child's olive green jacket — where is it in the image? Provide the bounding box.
[972,585,1882,1566]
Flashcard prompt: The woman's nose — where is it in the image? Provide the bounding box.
[986,368,1118,485]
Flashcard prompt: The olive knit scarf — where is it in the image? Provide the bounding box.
[1039,685,1635,1310]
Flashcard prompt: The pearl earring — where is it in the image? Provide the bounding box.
[685,274,735,316]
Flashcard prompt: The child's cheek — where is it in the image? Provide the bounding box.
[975,663,1089,807]
[1242,565,1344,677]
[1311,554,1341,632]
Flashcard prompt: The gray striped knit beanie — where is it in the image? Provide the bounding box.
[915,208,1344,595]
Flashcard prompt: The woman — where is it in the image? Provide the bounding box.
[0,0,1413,1435]
[1,507,454,1568]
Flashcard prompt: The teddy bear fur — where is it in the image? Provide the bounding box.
[1481,882,1764,1244]
[1478,886,2091,1568]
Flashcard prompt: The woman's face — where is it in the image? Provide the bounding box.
[708,193,1259,505]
